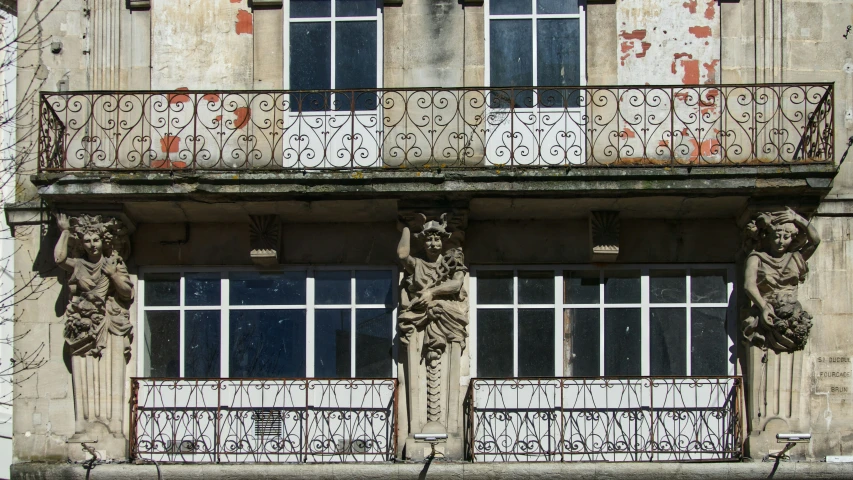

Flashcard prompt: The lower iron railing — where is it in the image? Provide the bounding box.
[130,378,398,463]
[465,377,743,462]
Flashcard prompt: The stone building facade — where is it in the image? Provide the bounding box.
[6,0,853,478]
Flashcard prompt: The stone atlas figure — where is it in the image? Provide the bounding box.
[397,213,468,438]
[55,213,134,437]
[743,208,820,353]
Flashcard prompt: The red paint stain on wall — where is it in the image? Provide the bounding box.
[215,115,223,124]
[688,137,720,162]
[704,0,716,20]
[688,26,712,38]
[229,0,241,3]
[160,135,180,153]
[703,59,720,84]
[671,53,693,75]
[234,107,251,129]
[169,87,190,104]
[235,10,253,35]
[620,29,646,41]
[622,128,637,139]
[619,30,651,66]
[680,60,700,84]
[683,0,698,14]
[203,93,220,103]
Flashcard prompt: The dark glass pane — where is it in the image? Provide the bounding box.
[650,270,686,304]
[537,0,579,14]
[491,0,531,15]
[691,270,728,303]
[291,0,331,17]
[518,271,554,304]
[335,21,377,111]
[355,270,392,305]
[144,311,179,377]
[355,308,393,377]
[564,270,600,304]
[229,271,306,306]
[185,310,221,378]
[691,308,729,375]
[518,309,554,376]
[336,0,376,17]
[565,309,599,376]
[315,270,351,305]
[290,22,331,112]
[315,309,351,378]
[650,308,686,376]
[477,271,513,305]
[489,20,533,107]
[229,310,306,377]
[537,18,580,87]
[477,309,513,377]
[604,271,641,304]
[144,274,179,307]
[604,308,641,376]
[185,273,220,306]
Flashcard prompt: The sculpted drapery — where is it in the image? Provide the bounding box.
[742,208,820,353]
[55,213,134,436]
[397,213,468,432]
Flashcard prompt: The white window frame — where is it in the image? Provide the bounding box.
[137,266,398,379]
[282,1,383,93]
[484,0,587,93]
[470,265,737,378]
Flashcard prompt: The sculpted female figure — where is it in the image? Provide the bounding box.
[743,208,820,353]
[55,213,134,436]
[397,214,467,430]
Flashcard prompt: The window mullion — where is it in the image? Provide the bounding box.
[554,270,563,377]
[599,270,604,376]
[686,270,693,376]
[351,270,357,378]
[513,270,519,377]
[306,269,315,378]
[221,272,230,378]
[640,269,650,377]
[179,274,185,378]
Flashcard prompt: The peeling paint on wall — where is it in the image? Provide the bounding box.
[617,0,719,85]
[152,0,253,90]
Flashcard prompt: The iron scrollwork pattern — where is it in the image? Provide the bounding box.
[130,378,398,463]
[39,84,833,171]
[465,377,743,462]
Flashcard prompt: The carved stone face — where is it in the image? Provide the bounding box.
[82,232,104,261]
[424,233,443,261]
[766,224,795,256]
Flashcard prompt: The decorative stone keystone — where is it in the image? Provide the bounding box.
[249,215,281,266]
[589,211,619,262]
[54,213,134,443]
[396,210,468,459]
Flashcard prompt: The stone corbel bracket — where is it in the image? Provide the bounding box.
[590,211,619,262]
[249,214,281,266]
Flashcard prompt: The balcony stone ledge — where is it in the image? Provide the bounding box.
[32,164,837,203]
[11,460,853,480]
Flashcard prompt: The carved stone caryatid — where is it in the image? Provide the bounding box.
[396,212,468,452]
[742,208,820,353]
[55,213,134,438]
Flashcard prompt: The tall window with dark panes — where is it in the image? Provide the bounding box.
[140,269,395,379]
[287,0,379,111]
[473,267,735,378]
[487,0,583,107]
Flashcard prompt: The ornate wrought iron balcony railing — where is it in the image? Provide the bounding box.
[130,378,398,463]
[40,84,833,172]
[465,377,743,462]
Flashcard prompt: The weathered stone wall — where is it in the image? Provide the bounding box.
[617,0,720,85]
